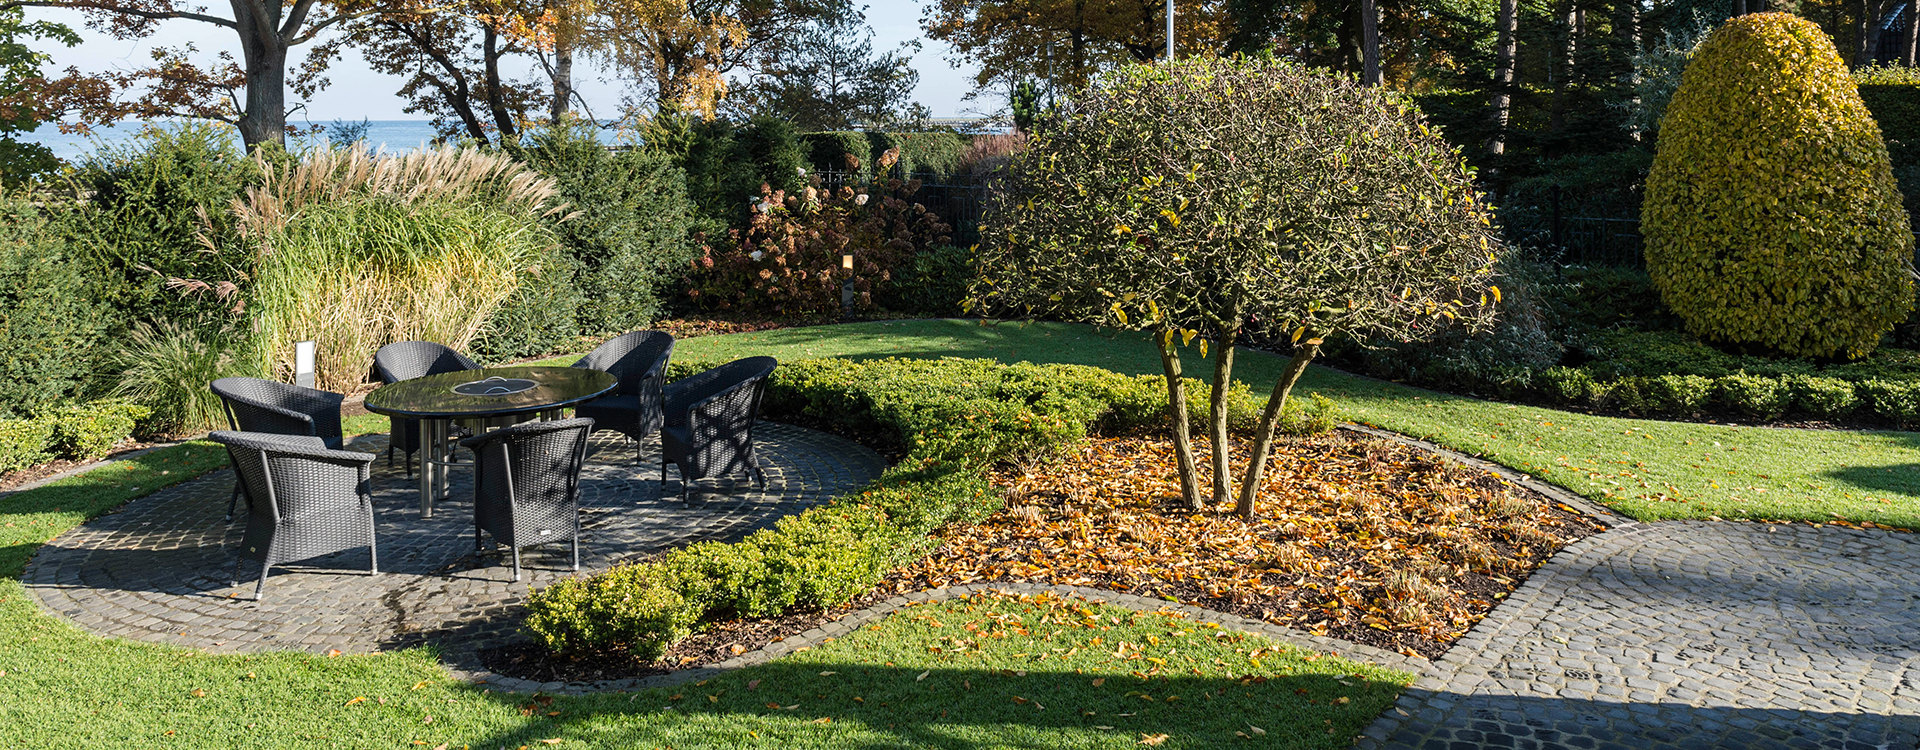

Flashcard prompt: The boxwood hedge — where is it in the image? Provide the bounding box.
[520,356,1331,657]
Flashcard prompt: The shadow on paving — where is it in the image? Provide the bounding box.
[1371,690,1917,750]
[457,662,1407,750]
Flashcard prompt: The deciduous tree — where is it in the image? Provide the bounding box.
[973,56,1501,518]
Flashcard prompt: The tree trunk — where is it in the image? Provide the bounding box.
[1861,0,1884,68]
[1487,0,1517,156]
[1159,336,1203,510]
[1235,339,1321,519]
[1734,0,1746,15]
[234,5,289,152]
[551,40,574,123]
[1361,0,1382,84]
[1549,0,1575,134]
[1906,0,1918,65]
[1207,332,1238,506]
[484,28,517,140]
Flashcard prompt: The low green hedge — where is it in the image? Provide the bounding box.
[0,399,151,474]
[521,356,1334,657]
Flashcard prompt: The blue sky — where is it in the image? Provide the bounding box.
[30,2,986,120]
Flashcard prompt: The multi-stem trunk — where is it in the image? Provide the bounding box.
[1158,335,1203,510]
[1235,338,1322,519]
[484,28,518,141]
[1207,331,1238,506]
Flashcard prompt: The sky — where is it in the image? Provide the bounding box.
[27,2,987,123]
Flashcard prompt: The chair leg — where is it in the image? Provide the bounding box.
[511,547,522,583]
[226,483,241,523]
[571,537,580,572]
[230,556,244,588]
[254,560,270,601]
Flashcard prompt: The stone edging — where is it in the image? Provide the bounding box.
[1339,423,1633,527]
[442,581,1435,695]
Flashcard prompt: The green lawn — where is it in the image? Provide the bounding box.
[588,318,1915,528]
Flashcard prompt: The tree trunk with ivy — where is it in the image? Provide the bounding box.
[1237,338,1320,519]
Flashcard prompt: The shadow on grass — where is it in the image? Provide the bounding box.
[463,661,1403,750]
[1823,463,1920,499]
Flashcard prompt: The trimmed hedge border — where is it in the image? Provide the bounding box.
[520,355,1335,658]
[0,400,151,474]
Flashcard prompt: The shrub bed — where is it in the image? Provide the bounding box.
[521,356,1332,658]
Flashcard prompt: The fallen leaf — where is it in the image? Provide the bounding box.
[1139,733,1170,746]
[1249,725,1266,735]
[190,689,207,698]
[1092,678,1106,686]
[538,740,564,746]
[344,697,366,706]
[819,671,837,676]
[326,649,342,658]
[748,680,761,690]
[916,670,930,682]
[811,717,832,724]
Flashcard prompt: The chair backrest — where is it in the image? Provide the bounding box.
[209,377,344,444]
[668,357,777,430]
[210,431,373,522]
[572,331,674,396]
[460,418,593,511]
[374,341,480,384]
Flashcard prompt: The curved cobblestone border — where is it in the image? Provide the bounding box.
[447,581,1435,695]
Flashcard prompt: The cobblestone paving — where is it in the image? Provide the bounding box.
[23,423,884,658]
[1359,521,1920,750]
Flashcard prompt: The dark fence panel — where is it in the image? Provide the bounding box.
[813,168,991,248]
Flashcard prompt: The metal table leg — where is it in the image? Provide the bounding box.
[418,417,446,518]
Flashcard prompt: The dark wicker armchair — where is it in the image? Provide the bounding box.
[571,331,674,460]
[210,431,378,601]
[661,357,777,503]
[210,377,347,522]
[373,341,481,473]
[459,418,594,581]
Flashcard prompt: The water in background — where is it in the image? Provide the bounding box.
[18,120,621,161]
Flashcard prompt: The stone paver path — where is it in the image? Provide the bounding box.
[24,423,883,658]
[1362,521,1920,750]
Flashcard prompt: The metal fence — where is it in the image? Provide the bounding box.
[812,169,991,248]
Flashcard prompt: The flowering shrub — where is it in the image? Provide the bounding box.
[684,149,951,316]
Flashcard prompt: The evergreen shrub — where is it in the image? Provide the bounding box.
[1643,13,1914,359]
[1714,373,1791,420]
[507,121,698,335]
[0,199,109,417]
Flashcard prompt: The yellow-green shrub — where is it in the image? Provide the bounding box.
[1643,13,1914,359]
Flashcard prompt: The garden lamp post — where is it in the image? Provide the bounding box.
[294,341,317,389]
[841,251,855,317]
[1166,0,1175,59]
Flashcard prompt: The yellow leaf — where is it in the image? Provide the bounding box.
[344,697,366,706]
[1198,339,1208,359]
[1491,285,1503,303]
[539,740,564,746]
[1181,329,1197,346]
[1290,327,1306,343]
[1139,733,1170,746]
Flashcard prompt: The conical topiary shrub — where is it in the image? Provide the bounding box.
[1642,13,1914,360]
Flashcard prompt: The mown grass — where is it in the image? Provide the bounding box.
[603,318,1920,528]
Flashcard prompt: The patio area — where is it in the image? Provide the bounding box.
[20,423,884,658]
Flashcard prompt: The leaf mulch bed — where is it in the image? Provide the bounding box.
[882,432,1604,659]
[480,430,1604,683]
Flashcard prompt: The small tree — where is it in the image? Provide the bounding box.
[972,55,1501,518]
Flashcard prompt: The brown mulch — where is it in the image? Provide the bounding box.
[481,430,1606,683]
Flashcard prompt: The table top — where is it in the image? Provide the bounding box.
[363,366,617,419]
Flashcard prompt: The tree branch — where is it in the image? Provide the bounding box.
[1,0,237,29]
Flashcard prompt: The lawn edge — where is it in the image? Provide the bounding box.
[446,581,1433,696]
[1338,423,1634,527]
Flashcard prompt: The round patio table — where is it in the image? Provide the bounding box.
[364,365,616,518]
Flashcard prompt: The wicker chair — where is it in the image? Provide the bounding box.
[210,377,347,522]
[571,331,674,460]
[373,341,481,473]
[459,418,593,581]
[210,431,378,601]
[661,357,777,503]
